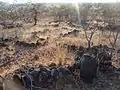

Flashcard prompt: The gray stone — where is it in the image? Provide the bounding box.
[80,54,97,83]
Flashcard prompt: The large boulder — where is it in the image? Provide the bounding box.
[80,54,97,83]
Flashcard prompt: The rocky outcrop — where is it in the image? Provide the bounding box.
[80,54,97,83]
[13,66,72,89]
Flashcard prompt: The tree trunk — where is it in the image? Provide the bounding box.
[33,9,37,26]
[88,40,91,49]
[34,16,37,26]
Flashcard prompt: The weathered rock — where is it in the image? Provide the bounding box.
[51,68,59,80]
[58,67,71,77]
[19,66,73,88]
[80,54,97,83]
[22,74,31,89]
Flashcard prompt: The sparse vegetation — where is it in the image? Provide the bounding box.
[0,2,120,90]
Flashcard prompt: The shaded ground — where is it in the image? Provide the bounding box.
[2,68,120,90]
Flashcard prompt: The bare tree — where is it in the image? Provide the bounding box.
[33,7,37,26]
[81,4,101,49]
[30,4,45,26]
[83,19,99,49]
[108,30,120,56]
[84,27,97,49]
[102,3,120,56]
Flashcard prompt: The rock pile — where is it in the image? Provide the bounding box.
[14,66,72,89]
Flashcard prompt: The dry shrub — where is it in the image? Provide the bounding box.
[34,45,74,66]
[0,43,75,77]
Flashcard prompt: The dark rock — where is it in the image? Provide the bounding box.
[40,71,48,81]
[39,67,51,76]
[80,54,97,83]
[50,68,59,82]
[22,74,32,89]
[39,70,51,88]
[117,68,120,71]
[58,67,71,77]
[39,67,53,87]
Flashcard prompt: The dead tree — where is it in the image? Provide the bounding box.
[103,4,120,56]
[80,4,101,49]
[32,4,44,26]
[33,7,37,26]
[83,23,98,49]
[82,15,98,49]
[108,30,120,56]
